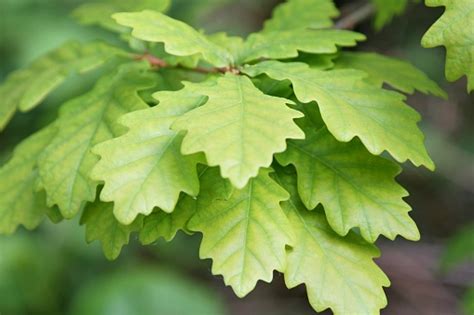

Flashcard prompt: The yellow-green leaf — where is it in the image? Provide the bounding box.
[38,63,156,219]
[274,169,390,315]
[92,88,206,225]
[172,74,304,189]
[0,41,126,131]
[244,61,434,170]
[113,10,234,67]
[188,168,293,297]
[277,104,420,242]
[0,125,56,234]
[422,0,474,92]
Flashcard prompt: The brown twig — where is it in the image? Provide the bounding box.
[335,2,376,30]
[135,53,239,74]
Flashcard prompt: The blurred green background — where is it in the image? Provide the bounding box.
[0,1,473,314]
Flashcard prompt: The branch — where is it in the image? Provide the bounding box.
[335,2,376,30]
[135,53,239,74]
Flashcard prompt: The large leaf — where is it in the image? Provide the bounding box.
[277,104,420,242]
[0,125,56,234]
[73,0,171,32]
[422,0,474,92]
[113,10,234,67]
[335,52,446,98]
[371,0,409,30]
[274,170,390,315]
[237,29,364,64]
[243,61,434,170]
[92,88,206,225]
[81,201,143,260]
[188,168,293,297]
[38,63,155,219]
[0,41,125,131]
[173,73,304,189]
[263,0,339,32]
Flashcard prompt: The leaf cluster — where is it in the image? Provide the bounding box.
[0,0,457,314]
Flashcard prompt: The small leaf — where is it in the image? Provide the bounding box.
[0,41,126,131]
[422,0,474,92]
[113,10,234,67]
[335,52,446,98]
[73,0,171,32]
[277,104,420,242]
[0,125,56,234]
[92,88,206,225]
[371,0,408,30]
[81,201,143,260]
[440,224,474,271]
[244,61,434,170]
[263,0,339,32]
[138,167,226,244]
[274,170,390,315]
[38,63,156,218]
[173,73,304,189]
[238,29,365,64]
[188,168,293,297]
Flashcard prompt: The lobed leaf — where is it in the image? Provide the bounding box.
[138,167,226,244]
[335,51,446,98]
[277,104,420,242]
[38,63,156,219]
[81,201,143,260]
[422,0,474,92]
[73,0,171,32]
[263,0,339,32]
[274,170,390,315]
[371,0,409,30]
[237,29,365,64]
[173,73,304,189]
[0,41,126,131]
[188,168,293,297]
[92,88,206,225]
[243,61,434,170]
[113,10,234,67]
[0,125,56,234]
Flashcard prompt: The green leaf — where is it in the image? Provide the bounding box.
[0,41,126,131]
[237,29,365,64]
[273,169,390,315]
[0,125,56,234]
[422,0,474,92]
[243,61,434,170]
[263,0,339,32]
[92,88,206,225]
[335,52,447,98]
[38,63,156,219]
[440,224,474,271]
[113,10,234,67]
[277,104,420,242]
[139,167,219,244]
[188,168,293,297]
[73,0,171,32]
[371,0,408,30]
[139,198,195,245]
[81,201,143,260]
[172,73,304,189]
